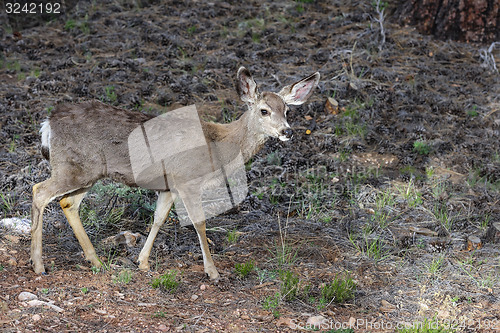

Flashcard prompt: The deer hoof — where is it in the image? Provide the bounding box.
[138,261,150,271]
[205,267,220,281]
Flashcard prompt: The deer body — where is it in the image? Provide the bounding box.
[31,67,319,279]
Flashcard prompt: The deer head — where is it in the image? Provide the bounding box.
[236,67,320,142]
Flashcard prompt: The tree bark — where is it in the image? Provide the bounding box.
[395,0,500,43]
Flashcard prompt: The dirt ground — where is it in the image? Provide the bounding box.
[1,1,500,332]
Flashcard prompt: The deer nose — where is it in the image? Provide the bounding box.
[282,128,293,139]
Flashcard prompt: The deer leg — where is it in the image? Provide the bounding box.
[59,188,100,268]
[137,191,175,271]
[180,192,219,281]
[31,179,78,274]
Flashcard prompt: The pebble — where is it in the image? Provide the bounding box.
[18,292,38,302]
[32,314,41,321]
[200,284,207,291]
[191,294,199,301]
[158,324,168,331]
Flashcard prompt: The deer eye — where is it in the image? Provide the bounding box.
[260,109,269,116]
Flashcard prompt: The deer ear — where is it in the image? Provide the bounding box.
[236,67,258,104]
[279,72,320,105]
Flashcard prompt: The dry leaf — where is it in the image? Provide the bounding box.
[276,317,293,328]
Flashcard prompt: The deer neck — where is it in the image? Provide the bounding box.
[202,111,268,163]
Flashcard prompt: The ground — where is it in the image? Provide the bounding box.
[1,1,500,332]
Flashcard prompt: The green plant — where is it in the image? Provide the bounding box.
[0,264,3,271]
[480,214,491,231]
[396,179,423,207]
[227,229,239,244]
[413,140,431,155]
[348,233,388,261]
[427,255,445,277]
[372,189,395,228]
[279,269,300,301]
[262,292,281,318]
[187,25,196,35]
[64,19,76,30]
[9,134,19,153]
[466,105,478,117]
[434,203,453,231]
[319,274,356,307]
[114,269,133,284]
[41,288,49,294]
[98,250,117,271]
[153,311,167,318]
[256,268,277,284]
[81,287,88,294]
[0,191,14,215]
[103,85,118,104]
[234,260,255,279]
[151,270,180,293]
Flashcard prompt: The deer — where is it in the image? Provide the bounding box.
[31,67,320,280]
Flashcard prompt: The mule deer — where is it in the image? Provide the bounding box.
[31,67,320,280]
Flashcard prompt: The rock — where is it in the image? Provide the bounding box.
[32,314,41,321]
[380,299,397,312]
[27,300,64,313]
[200,284,207,291]
[158,324,168,331]
[0,218,31,235]
[306,315,326,329]
[18,292,37,302]
[191,294,199,301]
[7,256,17,266]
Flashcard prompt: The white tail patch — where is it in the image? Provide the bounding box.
[40,120,51,150]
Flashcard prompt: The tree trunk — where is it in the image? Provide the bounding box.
[395,0,500,43]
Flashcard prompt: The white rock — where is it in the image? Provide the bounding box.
[0,218,31,235]
[307,315,326,328]
[32,314,41,321]
[27,300,64,313]
[18,292,38,302]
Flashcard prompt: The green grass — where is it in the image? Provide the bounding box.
[396,179,423,207]
[226,229,239,244]
[0,191,15,215]
[151,270,180,293]
[64,19,76,30]
[433,203,454,231]
[279,269,300,301]
[426,255,445,277]
[349,233,389,261]
[413,140,431,155]
[372,189,395,228]
[234,260,255,279]
[319,274,356,307]
[262,292,281,318]
[113,269,133,284]
[466,105,478,117]
[103,85,118,104]
[153,311,167,318]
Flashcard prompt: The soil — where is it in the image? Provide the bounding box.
[1,1,500,332]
